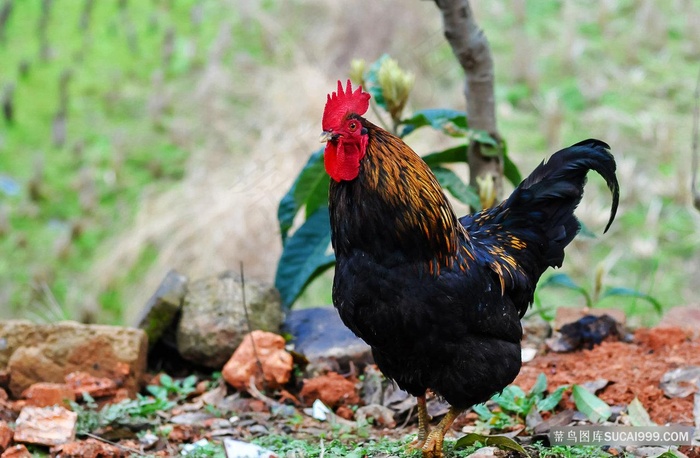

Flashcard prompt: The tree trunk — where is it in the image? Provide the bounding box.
[434,0,503,208]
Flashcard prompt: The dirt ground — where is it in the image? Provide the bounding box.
[515,326,700,426]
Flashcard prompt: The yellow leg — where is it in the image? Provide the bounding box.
[421,406,463,458]
[409,395,431,449]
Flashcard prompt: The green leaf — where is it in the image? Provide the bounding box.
[399,108,467,137]
[572,384,611,423]
[469,129,498,147]
[159,373,173,387]
[364,54,390,109]
[421,144,468,168]
[274,206,335,309]
[627,397,655,426]
[455,433,530,457]
[278,148,327,243]
[529,373,548,397]
[492,385,529,414]
[655,452,683,458]
[536,385,568,412]
[431,166,481,209]
[472,403,493,420]
[599,287,664,315]
[538,273,592,307]
[503,151,522,186]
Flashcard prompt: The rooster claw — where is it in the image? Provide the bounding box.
[408,437,427,451]
[419,430,445,458]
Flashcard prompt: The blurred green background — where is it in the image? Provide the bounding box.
[0,0,698,326]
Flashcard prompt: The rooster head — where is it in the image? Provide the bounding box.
[321,80,371,182]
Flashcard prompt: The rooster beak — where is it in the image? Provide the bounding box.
[320,130,334,143]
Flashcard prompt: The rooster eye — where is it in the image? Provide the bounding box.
[348,121,358,132]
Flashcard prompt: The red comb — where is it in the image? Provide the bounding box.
[322,80,370,131]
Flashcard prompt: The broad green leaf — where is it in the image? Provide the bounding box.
[278,148,327,243]
[492,385,529,414]
[536,385,568,412]
[274,206,335,309]
[469,129,498,147]
[655,452,683,458]
[399,108,467,137]
[455,433,530,457]
[627,397,655,426]
[599,287,664,315]
[422,141,523,189]
[472,403,492,420]
[529,373,548,397]
[431,166,481,209]
[364,54,390,109]
[292,149,330,219]
[572,384,611,423]
[278,191,298,244]
[503,151,522,186]
[421,144,468,168]
[538,273,592,307]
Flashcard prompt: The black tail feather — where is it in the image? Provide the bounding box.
[460,138,619,317]
[520,139,620,234]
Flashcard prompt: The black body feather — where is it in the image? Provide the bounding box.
[329,123,619,409]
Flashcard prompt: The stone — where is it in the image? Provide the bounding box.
[0,321,34,369]
[223,438,277,458]
[465,446,506,458]
[222,331,292,392]
[13,405,77,446]
[299,372,360,408]
[21,383,75,408]
[0,421,12,452]
[1,445,31,458]
[1,321,147,398]
[546,314,628,352]
[135,269,188,348]
[177,271,283,368]
[282,307,372,375]
[553,306,625,330]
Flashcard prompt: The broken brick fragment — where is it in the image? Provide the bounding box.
[299,372,360,408]
[65,371,118,399]
[50,438,124,458]
[13,405,77,446]
[0,421,12,452]
[0,444,31,458]
[222,331,293,392]
[21,383,75,408]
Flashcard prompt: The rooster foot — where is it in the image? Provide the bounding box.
[419,429,446,458]
[408,436,427,451]
[408,395,431,451]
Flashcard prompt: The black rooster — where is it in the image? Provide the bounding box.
[320,81,619,457]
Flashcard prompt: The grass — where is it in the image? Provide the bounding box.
[0,0,264,322]
[254,434,632,458]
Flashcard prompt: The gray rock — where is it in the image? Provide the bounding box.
[135,269,188,348]
[176,271,283,368]
[282,307,373,375]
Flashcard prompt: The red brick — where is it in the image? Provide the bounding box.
[0,444,31,458]
[50,438,124,458]
[13,406,77,446]
[21,383,75,408]
[0,421,13,452]
[65,372,117,399]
